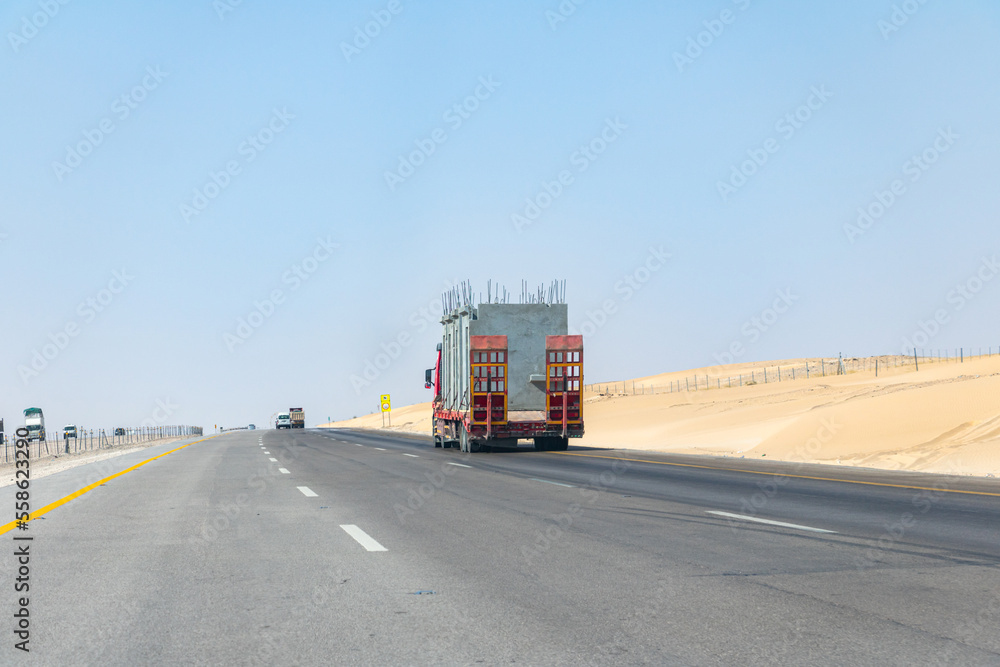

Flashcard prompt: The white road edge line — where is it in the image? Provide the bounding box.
[269,458,277,462]
[706,511,837,534]
[278,468,290,474]
[446,462,471,468]
[298,486,318,497]
[374,447,386,451]
[340,524,387,552]
[529,478,575,488]
[403,453,419,458]
[355,444,364,447]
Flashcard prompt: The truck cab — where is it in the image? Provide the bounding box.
[23,407,45,442]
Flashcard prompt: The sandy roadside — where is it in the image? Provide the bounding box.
[0,436,189,488]
[320,355,1000,478]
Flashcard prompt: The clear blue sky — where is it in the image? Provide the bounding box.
[2,0,998,430]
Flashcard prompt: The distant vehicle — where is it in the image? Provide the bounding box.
[63,425,78,439]
[24,408,45,442]
[248,424,256,430]
[289,407,305,429]
[276,413,291,429]
[114,427,125,436]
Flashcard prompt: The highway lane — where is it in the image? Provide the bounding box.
[334,428,1000,558]
[3,428,998,665]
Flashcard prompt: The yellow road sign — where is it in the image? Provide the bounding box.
[380,394,391,412]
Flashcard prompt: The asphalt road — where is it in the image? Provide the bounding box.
[3,428,999,665]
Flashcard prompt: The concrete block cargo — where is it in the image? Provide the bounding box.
[425,280,583,453]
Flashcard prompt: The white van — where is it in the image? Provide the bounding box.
[276,413,292,429]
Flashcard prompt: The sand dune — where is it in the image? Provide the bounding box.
[321,354,1000,477]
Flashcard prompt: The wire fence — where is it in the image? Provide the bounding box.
[584,346,999,397]
[1,425,203,464]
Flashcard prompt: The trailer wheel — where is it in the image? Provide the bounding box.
[533,437,550,451]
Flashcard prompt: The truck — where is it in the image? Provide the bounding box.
[276,413,292,429]
[425,292,583,453]
[24,407,45,442]
[289,408,305,429]
[63,425,78,439]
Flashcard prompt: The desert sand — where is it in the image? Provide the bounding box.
[322,354,1000,477]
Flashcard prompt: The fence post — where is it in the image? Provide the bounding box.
[913,348,919,371]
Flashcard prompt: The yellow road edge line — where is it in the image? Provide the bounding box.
[556,451,1000,498]
[1,435,216,536]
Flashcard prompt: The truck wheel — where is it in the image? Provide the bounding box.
[533,437,549,451]
[554,437,569,451]
[434,435,442,448]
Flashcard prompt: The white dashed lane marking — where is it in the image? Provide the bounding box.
[706,511,837,534]
[298,487,318,497]
[340,524,387,552]
[530,478,575,488]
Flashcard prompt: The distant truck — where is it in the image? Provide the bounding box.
[63,425,78,439]
[276,413,292,429]
[289,408,305,429]
[23,407,45,442]
[426,300,583,453]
